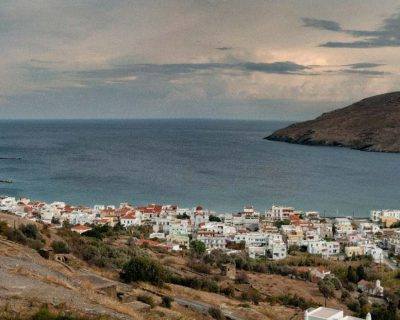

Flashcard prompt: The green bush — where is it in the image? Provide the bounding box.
[51,240,70,254]
[60,229,136,269]
[7,228,27,244]
[267,294,317,310]
[168,274,220,293]
[137,294,155,308]
[209,215,221,222]
[19,223,41,240]
[120,255,167,286]
[161,296,173,308]
[190,240,206,256]
[0,221,8,235]
[81,224,112,240]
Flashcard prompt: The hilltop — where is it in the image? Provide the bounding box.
[266,92,400,153]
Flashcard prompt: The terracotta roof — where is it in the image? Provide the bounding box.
[121,212,136,219]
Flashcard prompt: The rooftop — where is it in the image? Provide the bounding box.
[307,307,342,318]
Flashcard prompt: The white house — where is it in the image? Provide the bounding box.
[120,212,141,228]
[234,232,267,247]
[305,307,370,320]
[248,246,266,259]
[334,218,353,236]
[307,241,340,257]
[0,197,18,211]
[269,241,287,260]
[371,209,400,223]
[169,219,191,235]
[197,231,226,249]
[364,244,384,263]
[69,211,95,225]
[266,205,296,221]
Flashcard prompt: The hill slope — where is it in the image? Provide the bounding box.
[265,92,400,152]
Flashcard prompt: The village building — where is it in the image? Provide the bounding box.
[305,307,371,320]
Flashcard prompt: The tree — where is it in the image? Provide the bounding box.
[120,255,166,286]
[209,215,221,222]
[347,266,358,283]
[51,216,60,225]
[176,213,190,219]
[318,279,335,307]
[190,240,206,256]
[356,265,366,281]
[274,219,291,229]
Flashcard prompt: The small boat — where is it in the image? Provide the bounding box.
[0,179,13,184]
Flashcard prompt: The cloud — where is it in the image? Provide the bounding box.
[215,47,233,51]
[345,63,384,69]
[302,18,342,31]
[73,61,312,84]
[303,11,400,48]
[340,69,387,76]
[241,61,309,74]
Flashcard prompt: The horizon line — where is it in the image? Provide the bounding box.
[0,117,297,122]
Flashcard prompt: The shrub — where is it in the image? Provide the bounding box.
[0,221,8,235]
[168,274,220,293]
[6,228,27,244]
[209,215,221,222]
[19,223,41,240]
[268,294,317,310]
[235,271,249,284]
[120,255,167,286]
[137,294,155,308]
[4,226,44,251]
[81,224,111,240]
[51,240,70,254]
[51,216,60,225]
[341,289,350,302]
[190,240,206,256]
[161,296,173,308]
[30,305,96,320]
[60,229,136,269]
[191,261,211,274]
[347,299,361,314]
[208,307,225,320]
[221,285,235,297]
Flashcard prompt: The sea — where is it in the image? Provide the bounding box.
[0,119,399,217]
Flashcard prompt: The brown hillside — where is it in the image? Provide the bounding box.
[266,91,400,152]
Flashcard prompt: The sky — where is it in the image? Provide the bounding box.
[1,0,400,120]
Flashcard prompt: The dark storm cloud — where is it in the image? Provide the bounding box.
[303,11,400,48]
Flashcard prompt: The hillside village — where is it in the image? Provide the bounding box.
[0,196,399,320]
[1,196,399,266]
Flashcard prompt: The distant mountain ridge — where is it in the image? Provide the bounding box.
[265,91,400,153]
